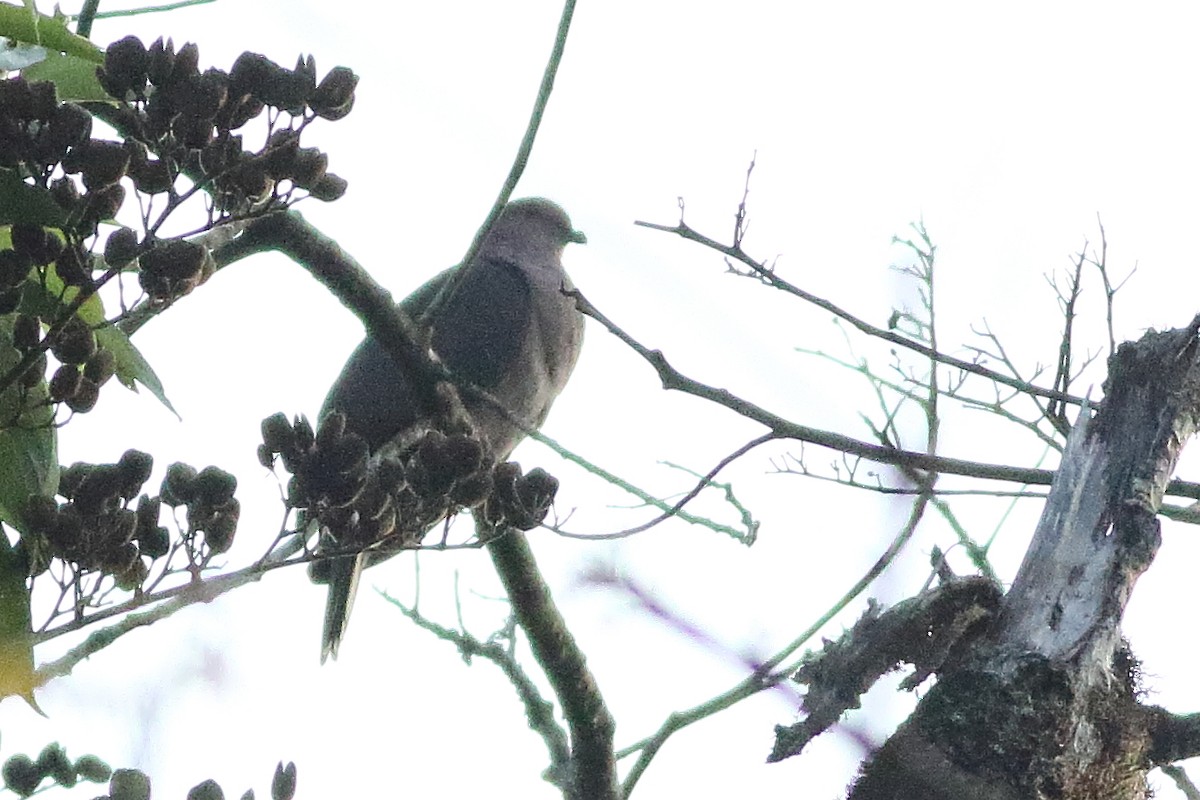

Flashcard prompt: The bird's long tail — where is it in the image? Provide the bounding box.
[321,551,365,663]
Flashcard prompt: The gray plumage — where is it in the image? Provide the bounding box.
[316,198,586,661]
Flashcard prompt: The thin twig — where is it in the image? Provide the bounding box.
[421,0,578,328]
[635,217,1085,407]
[618,490,934,796]
[385,593,573,791]
[570,287,1200,503]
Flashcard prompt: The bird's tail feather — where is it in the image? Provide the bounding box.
[321,551,365,663]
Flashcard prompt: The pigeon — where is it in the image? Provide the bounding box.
[315,197,586,661]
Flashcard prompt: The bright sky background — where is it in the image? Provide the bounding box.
[7,1,1200,798]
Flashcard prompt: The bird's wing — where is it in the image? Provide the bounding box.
[317,258,536,661]
[318,259,533,450]
[431,257,532,391]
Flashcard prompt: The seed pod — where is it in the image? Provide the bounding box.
[260,412,296,454]
[134,494,161,535]
[147,37,175,87]
[230,52,275,97]
[140,238,207,281]
[11,313,38,351]
[171,42,200,88]
[308,173,348,202]
[177,68,229,120]
[36,742,74,787]
[451,471,493,509]
[137,524,170,559]
[225,94,264,130]
[161,462,198,506]
[315,411,346,448]
[172,113,213,149]
[66,376,99,414]
[50,317,96,365]
[256,61,310,113]
[64,139,130,189]
[118,449,154,498]
[104,227,139,268]
[262,130,299,180]
[114,554,149,591]
[0,249,31,287]
[59,462,91,499]
[194,466,236,507]
[13,224,62,267]
[289,147,327,188]
[100,36,149,99]
[231,157,272,202]
[203,503,239,554]
[27,80,57,122]
[20,351,47,388]
[0,77,35,121]
[310,66,358,119]
[0,287,20,314]
[83,348,117,385]
[293,415,315,451]
[2,753,40,797]
[10,223,47,263]
[72,464,123,515]
[73,754,112,783]
[49,363,82,402]
[272,761,297,800]
[132,158,172,195]
[55,245,91,288]
[86,183,127,225]
[49,175,81,210]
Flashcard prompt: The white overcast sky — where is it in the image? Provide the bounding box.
[7,2,1200,798]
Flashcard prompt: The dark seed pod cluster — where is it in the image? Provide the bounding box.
[260,412,492,555]
[481,464,561,532]
[158,462,240,555]
[0,38,356,324]
[0,74,135,242]
[1,745,112,798]
[32,315,113,414]
[95,36,355,216]
[24,450,158,588]
[260,410,560,562]
[136,236,214,301]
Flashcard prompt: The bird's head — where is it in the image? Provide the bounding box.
[481,197,586,270]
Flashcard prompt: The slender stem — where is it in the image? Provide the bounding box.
[421,0,578,326]
[75,0,101,37]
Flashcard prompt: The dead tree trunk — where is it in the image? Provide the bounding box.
[781,317,1200,799]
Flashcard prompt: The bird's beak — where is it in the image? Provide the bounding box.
[569,228,587,245]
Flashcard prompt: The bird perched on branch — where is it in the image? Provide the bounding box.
[313,197,586,661]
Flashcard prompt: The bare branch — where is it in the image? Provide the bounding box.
[486,525,618,800]
[634,216,1085,407]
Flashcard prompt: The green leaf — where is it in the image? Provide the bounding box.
[0,3,103,62]
[0,427,57,530]
[0,170,67,227]
[37,258,106,325]
[0,310,52,709]
[21,51,112,103]
[0,534,38,706]
[95,323,177,417]
[0,319,57,534]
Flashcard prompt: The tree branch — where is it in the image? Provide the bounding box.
[569,287,1200,504]
[635,216,1086,407]
[486,525,617,800]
